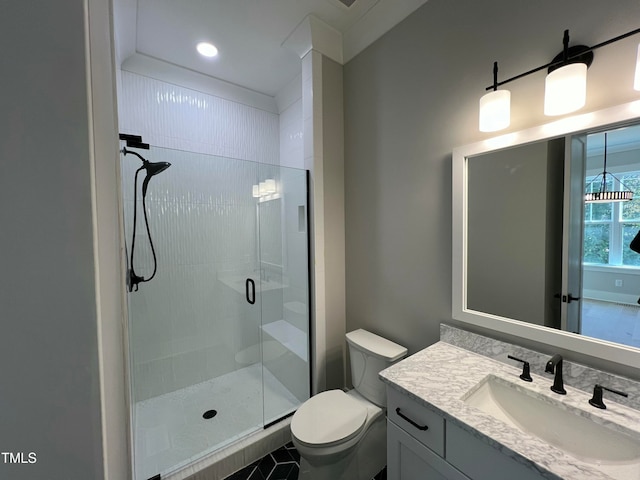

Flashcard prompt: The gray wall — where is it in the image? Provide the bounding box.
[466,142,549,326]
[321,56,347,389]
[466,139,564,329]
[344,0,640,356]
[584,267,640,303]
[0,2,104,479]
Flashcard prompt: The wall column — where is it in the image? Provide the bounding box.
[286,16,346,392]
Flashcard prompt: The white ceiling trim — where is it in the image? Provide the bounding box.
[121,54,279,114]
[282,15,343,64]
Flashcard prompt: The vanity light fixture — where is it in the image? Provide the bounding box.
[584,132,633,203]
[479,27,640,132]
[479,62,511,132]
[543,30,591,116]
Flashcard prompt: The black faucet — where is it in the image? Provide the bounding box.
[589,384,628,409]
[545,354,566,395]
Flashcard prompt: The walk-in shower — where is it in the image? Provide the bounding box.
[120,144,311,480]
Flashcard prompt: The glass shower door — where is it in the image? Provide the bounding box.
[121,144,310,480]
[256,164,310,426]
[122,145,264,479]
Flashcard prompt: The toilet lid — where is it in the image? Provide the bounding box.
[291,390,367,447]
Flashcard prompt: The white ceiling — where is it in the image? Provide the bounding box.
[587,123,640,157]
[113,0,429,97]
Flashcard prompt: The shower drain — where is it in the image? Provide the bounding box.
[202,409,218,420]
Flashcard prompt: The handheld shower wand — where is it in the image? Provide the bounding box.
[123,146,171,292]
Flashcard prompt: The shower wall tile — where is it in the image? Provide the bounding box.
[134,356,176,400]
[171,349,207,392]
[120,71,310,403]
[119,71,279,165]
[122,145,263,400]
[127,176,264,401]
[279,98,303,170]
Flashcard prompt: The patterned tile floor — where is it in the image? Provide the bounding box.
[224,442,387,480]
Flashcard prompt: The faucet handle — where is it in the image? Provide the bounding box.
[507,355,533,382]
[589,384,628,410]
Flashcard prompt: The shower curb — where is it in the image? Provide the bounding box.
[163,418,292,480]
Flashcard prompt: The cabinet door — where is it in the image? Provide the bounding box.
[388,421,470,480]
[446,422,546,480]
[388,387,445,456]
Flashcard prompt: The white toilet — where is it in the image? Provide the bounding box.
[291,329,407,480]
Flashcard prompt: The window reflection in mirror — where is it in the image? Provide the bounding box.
[582,124,640,348]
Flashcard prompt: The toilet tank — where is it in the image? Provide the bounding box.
[346,329,407,407]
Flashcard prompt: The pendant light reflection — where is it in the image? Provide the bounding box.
[584,133,633,203]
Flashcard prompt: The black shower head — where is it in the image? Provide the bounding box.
[145,161,171,177]
[123,147,171,187]
[123,143,170,293]
[141,161,171,196]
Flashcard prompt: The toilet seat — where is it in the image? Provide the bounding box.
[291,390,368,448]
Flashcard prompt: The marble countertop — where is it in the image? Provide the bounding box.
[379,342,640,480]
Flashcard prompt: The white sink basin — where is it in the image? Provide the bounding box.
[463,375,640,470]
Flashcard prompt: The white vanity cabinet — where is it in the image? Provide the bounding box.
[388,421,470,480]
[386,387,548,480]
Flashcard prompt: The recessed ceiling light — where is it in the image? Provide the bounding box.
[197,42,218,58]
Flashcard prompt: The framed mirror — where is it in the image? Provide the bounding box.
[453,100,640,367]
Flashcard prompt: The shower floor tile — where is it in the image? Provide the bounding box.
[134,363,300,480]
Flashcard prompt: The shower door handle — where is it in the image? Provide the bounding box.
[246,278,256,305]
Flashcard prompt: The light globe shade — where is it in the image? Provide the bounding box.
[479,89,511,132]
[544,63,587,116]
[634,43,640,91]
